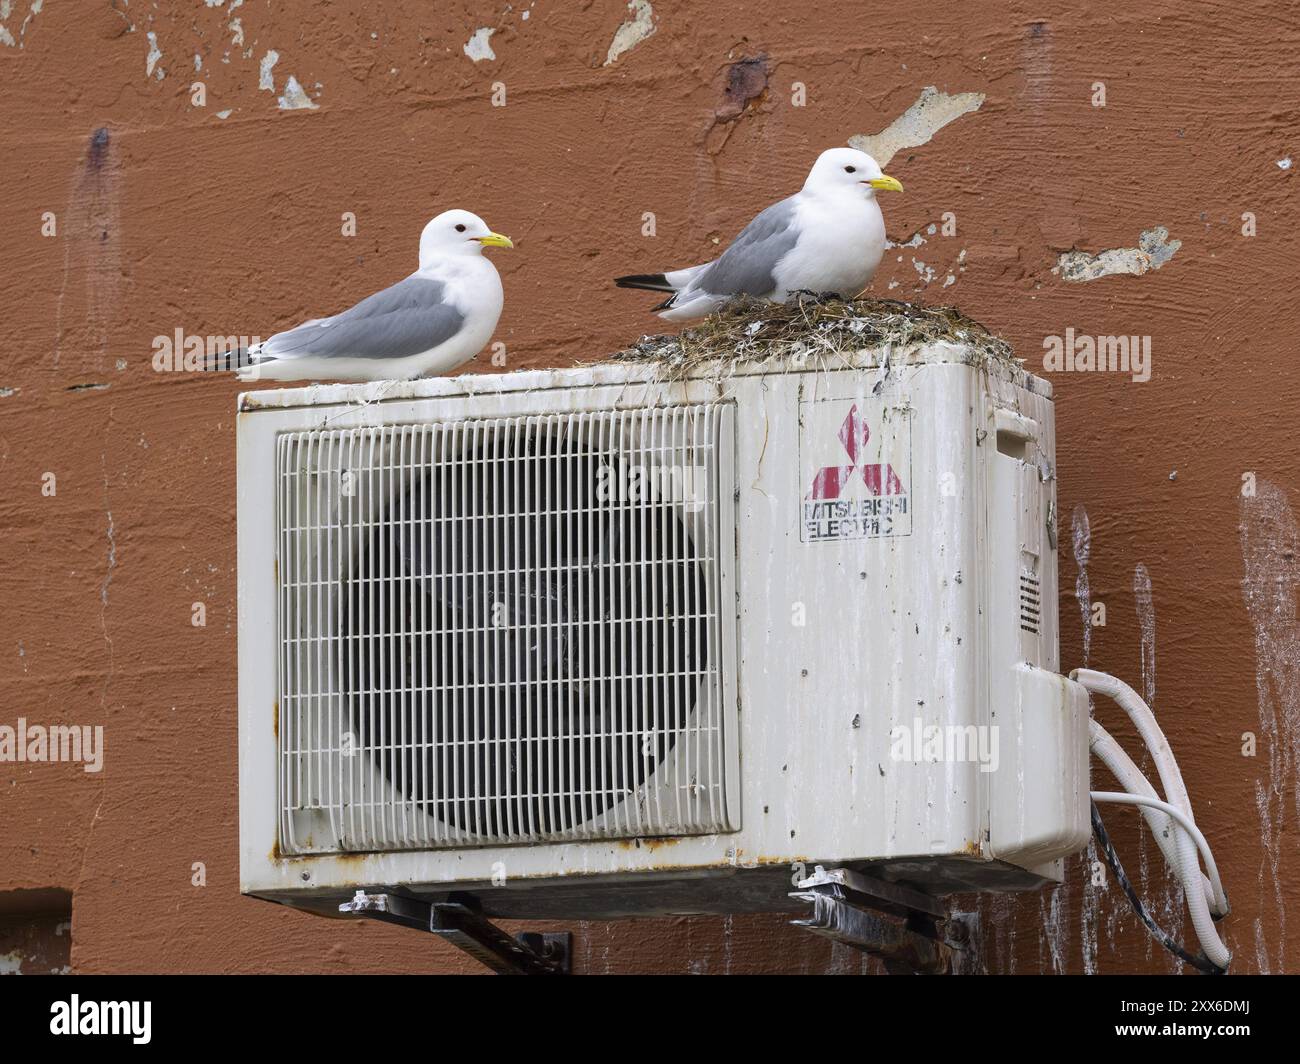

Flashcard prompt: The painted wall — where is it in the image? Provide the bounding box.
[0,0,1296,974]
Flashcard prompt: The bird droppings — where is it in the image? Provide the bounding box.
[463,27,496,63]
[277,75,318,111]
[258,49,279,91]
[1054,226,1181,282]
[1279,157,1293,170]
[605,0,656,66]
[850,86,986,167]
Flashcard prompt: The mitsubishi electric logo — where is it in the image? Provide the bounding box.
[801,399,911,542]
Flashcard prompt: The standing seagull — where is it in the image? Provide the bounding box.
[238,209,513,382]
[615,148,902,321]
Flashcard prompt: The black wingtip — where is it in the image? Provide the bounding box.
[614,273,673,293]
[201,347,254,373]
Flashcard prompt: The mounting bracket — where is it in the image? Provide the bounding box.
[789,866,964,974]
[339,891,571,975]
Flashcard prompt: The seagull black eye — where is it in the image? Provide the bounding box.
[844,165,857,173]
[455,223,466,232]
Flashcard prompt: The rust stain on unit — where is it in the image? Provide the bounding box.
[0,0,1295,975]
[616,835,684,852]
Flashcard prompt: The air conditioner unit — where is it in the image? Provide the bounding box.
[237,342,1091,922]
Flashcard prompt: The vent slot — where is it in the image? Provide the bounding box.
[275,405,735,855]
[1019,572,1041,635]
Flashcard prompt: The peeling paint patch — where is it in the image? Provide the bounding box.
[0,386,16,398]
[463,27,496,62]
[886,230,926,250]
[1055,226,1181,282]
[277,76,318,111]
[216,109,233,120]
[605,0,656,67]
[146,31,163,80]
[849,86,985,166]
[0,0,42,49]
[258,49,279,92]
[715,55,769,122]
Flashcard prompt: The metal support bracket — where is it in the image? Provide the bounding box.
[339,891,571,975]
[789,866,960,975]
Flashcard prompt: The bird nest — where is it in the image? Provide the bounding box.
[608,293,1020,382]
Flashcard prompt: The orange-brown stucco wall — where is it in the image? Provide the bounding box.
[1,0,1297,974]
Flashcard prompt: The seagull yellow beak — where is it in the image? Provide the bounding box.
[476,232,514,249]
[868,175,904,193]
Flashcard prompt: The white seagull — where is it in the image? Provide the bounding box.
[615,147,902,321]
[238,209,513,382]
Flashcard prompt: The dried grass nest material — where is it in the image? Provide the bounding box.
[608,293,1020,379]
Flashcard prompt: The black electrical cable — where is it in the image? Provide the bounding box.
[1090,801,1225,975]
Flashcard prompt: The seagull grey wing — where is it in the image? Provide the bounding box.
[690,197,801,298]
[260,276,464,361]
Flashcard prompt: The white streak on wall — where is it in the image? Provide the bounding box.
[1055,227,1181,282]
[604,0,656,67]
[849,86,985,167]
[1131,562,1182,970]
[1133,564,1156,706]
[1072,504,1092,663]
[1239,479,1300,972]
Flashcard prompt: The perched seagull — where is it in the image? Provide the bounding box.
[615,147,902,321]
[238,209,513,382]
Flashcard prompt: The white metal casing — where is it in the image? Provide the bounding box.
[237,344,1091,919]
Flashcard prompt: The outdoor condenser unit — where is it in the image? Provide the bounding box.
[237,342,1091,922]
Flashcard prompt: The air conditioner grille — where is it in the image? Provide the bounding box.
[275,405,735,855]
